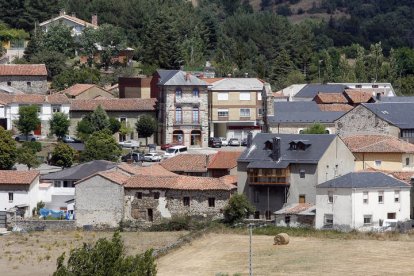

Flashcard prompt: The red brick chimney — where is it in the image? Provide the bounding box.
[91,14,98,26]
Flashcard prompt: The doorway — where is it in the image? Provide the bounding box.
[147,208,153,222]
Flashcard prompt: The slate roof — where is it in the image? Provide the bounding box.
[361,168,414,184]
[294,84,347,98]
[0,171,39,185]
[70,98,156,111]
[362,103,414,129]
[269,101,344,123]
[41,160,116,181]
[238,133,336,166]
[342,134,414,153]
[0,64,47,76]
[157,70,208,86]
[208,78,264,91]
[160,154,209,173]
[378,96,414,103]
[208,151,242,169]
[317,172,410,189]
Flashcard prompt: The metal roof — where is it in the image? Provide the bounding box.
[41,160,116,181]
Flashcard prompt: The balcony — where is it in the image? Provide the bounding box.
[175,97,201,105]
[248,168,290,185]
[174,120,201,126]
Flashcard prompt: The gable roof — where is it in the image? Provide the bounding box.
[342,134,414,153]
[60,84,104,97]
[238,133,337,167]
[0,94,69,104]
[70,98,156,111]
[208,151,242,169]
[208,78,264,91]
[160,154,209,173]
[274,203,315,215]
[344,89,374,103]
[0,170,39,185]
[117,163,177,177]
[317,172,410,189]
[362,103,414,129]
[41,160,116,181]
[313,93,348,104]
[294,84,347,98]
[0,64,47,76]
[39,14,97,28]
[317,104,353,112]
[157,70,208,86]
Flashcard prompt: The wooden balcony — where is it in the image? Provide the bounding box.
[248,168,290,185]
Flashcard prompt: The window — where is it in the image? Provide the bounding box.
[8,192,13,202]
[183,196,190,206]
[208,197,215,207]
[63,181,74,188]
[387,212,396,219]
[217,92,228,101]
[363,215,372,225]
[52,105,61,113]
[175,88,182,99]
[254,190,259,203]
[402,129,414,138]
[239,92,251,101]
[299,195,306,203]
[324,214,333,228]
[37,105,42,113]
[372,84,379,88]
[175,107,182,123]
[27,81,31,87]
[356,84,362,88]
[7,81,11,86]
[136,192,142,199]
[328,191,333,203]
[375,160,382,167]
[192,88,199,97]
[119,117,127,123]
[54,181,61,188]
[154,192,160,199]
[378,191,384,204]
[284,215,291,225]
[363,191,368,204]
[299,169,306,178]
[257,92,262,101]
[192,107,199,123]
[405,157,410,166]
[240,108,250,117]
[395,190,400,203]
[258,108,263,117]
[218,109,229,117]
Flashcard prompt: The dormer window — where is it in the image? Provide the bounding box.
[289,140,311,151]
[175,88,182,99]
[264,140,273,150]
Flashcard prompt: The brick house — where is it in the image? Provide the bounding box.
[0,64,48,94]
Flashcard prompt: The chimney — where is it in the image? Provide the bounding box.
[272,137,281,161]
[92,14,98,26]
[71,12,76,18]
[376,92,381,101]
[59,10,66,16]
[247,132,253,148]
[244,72,249,78]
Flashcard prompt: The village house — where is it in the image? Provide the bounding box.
[329,82,396,97]
[207,151,241,178]
[0,170,40,218]
[69,98,157,144]
[156,70,209,148]
[59,83,114,99]
[342,134,414,172]
[118,76,154,99]
[237,133,355,220]
[315,172,410,231]
[0,93,70,135]
[39,10,98,36]
[274,203,316,228]
[0,64,48,94]
[160,154,210,176]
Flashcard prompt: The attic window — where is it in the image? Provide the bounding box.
[299,169,306,178]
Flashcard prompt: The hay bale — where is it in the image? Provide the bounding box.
[274,233,290,245]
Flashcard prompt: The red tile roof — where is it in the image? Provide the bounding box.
[0,64,47,76]
[0,170,39,185]
[318,104,353,112]
[219,175,238,186]
[344,89,374,103]
[314,93,348,104]
[98,171,130,185]
[0,94,69,104]
[342,135,414,153]
[70,98,157,111]
[361,168,413,185]
[160,154,209,172]
[208,151,242,169]
[118,163,177,177]
[61,84,96,97]
[283,203,314,214]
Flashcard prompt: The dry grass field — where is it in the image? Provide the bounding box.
[0,230,187,276]
[157,233,414,276]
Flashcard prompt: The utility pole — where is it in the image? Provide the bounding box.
[249,223,253,276]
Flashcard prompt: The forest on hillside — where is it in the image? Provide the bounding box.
[1,0,414,94]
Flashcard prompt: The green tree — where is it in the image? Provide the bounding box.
[0,126,17,169]
[16,105,41,140]
[30,49,68,77]
[54,232,157,276]
[302,123,327,134]
[223,194,255,224]
[90,105,110,131]
[77,106,110,140]
[135,115,157,145]
[81,130,121,162]
[119,122,133,139]
[16,146,40,170]
[52,67,101,91]
[50,143,76,168]
[76,115,95,141]
[42,24,75,57]
[354,45,367,82]
[109,117,121,134]
[50,112,70,140]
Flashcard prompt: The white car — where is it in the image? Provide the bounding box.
[219,137,228,146]
[228,138,240,146]
[14,134,39,142]
[144,153,162,162]
[118,140,140,148]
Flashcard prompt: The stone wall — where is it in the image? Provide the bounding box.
[12,220,75,231]
[0,76,48,94]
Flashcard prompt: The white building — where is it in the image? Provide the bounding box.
[316,172,410,231]
[0,171,40,218]
[39,11,98,37]
[329,82,396,97]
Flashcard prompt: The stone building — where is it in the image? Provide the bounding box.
[60,84,114,99]
[156,70,209,148]
[0,64,48,94]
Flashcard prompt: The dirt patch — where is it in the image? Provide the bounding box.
[0,230,187,276]
[157,233,414,275]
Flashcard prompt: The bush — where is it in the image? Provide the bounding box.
[223,194,255,224]
[149,216,213,232]
[22,141,42,152]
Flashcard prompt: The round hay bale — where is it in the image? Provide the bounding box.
[274,233,290,245]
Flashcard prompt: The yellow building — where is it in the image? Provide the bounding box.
[342,134,414,172]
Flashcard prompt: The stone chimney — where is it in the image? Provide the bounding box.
[59,10,66,16]
[272,137,281,161]
[92,14,98,26]
[71,12,76,18]
[247,131,253,148]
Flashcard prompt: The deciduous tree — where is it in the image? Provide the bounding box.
[0,126,17,170]
[50,112,70,140]
[81,130,121,162]
[50,143,76,168]
[135,115,157,145]
[16,105,41,140]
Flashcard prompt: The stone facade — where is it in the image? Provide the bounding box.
[0,76,48,94]
[124,188,231,223]
[12,220,75,231]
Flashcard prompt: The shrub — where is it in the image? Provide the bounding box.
[22,141,42,152]
[223,194,255,224]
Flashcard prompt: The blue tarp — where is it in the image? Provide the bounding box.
[39,208,64,218]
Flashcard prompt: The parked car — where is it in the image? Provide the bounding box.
[208,137,222,148]
[121,152,145,162]
[14,134,39,142]
[144,153,162,162]
[219,137,228,146]
[164,146,188,158]
[119,140,140,148]
[62,135,81,143]
[228,138,240,146]
[160,143,181,151]
[241,138,247,146]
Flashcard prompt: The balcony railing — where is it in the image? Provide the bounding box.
[248,168,290,185]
